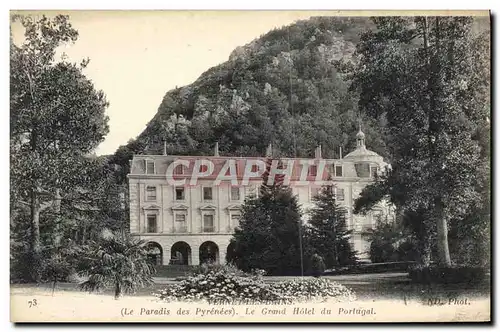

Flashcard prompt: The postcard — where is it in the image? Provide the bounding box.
[10,9,491,323]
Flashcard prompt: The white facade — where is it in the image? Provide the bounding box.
[128,130,394,265]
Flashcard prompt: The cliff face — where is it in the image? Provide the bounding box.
[115,16,387,174]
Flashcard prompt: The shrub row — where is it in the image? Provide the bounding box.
[323,261,416,276]
[408,265,488,285]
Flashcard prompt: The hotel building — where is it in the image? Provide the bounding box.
[128,129,394,266]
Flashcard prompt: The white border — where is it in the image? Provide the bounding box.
[3,1,497,331]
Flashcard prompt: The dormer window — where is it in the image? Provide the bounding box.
[335,165,343,177]
[308,165,317,176]
[174,164,184,175]
[146,160,155,174]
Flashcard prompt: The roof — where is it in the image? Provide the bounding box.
[343,146,382,160]
[128,153,385,180]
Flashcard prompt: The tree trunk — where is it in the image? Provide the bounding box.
[30,192,42,282]
[418,237,432,266]
[52,279,57,296]
[435,202,451,267]
[114,282,122,300]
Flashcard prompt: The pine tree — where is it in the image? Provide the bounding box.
[306,184,357,268]
[10,15,109,281]
[228,157,304,276]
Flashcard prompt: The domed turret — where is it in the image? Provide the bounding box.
[356,128,366,148]
[344,122,383,163]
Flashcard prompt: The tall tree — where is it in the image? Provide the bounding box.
[228,158,303,276]
[10,14,109,281]
[306,184,357,268]
[351,16,490,267]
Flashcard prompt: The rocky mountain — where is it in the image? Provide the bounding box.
[111,17,392,180]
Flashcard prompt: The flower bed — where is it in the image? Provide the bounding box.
[270,278,356,303]
[154,268,355,304]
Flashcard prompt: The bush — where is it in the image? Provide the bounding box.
[191,263,258,277]
[155,265,355,304]
[309,254,326,277]
[408,265,487,285]
[154,270,281,303]
[271,278,356,303]
[324,261,416,275]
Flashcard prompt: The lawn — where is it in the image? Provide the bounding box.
[11,272,491,303]
[10,274,491,322]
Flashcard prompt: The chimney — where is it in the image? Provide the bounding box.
[163,140,167,155]
[265,143,273,157]
[214,142,220,156]
[339,146,343,159]
[315,145,322,159]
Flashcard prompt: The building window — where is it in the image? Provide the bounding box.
[146,186,156,201]
[203,187,213,200]
[311,187,321,200]
[175,213,187,233]
[203,214,215,232]
[230,187,240,201]
[335,165,343,177]
[246,185,259,198]
[308,165,317,176]
[231,214,241,230]
[370,166,379,178]
[146,214,157,233]
[173,164,184,175]
[355,163,371,178]
[146,160,155,174]
[336,188,345,201]
[175,187,185,201]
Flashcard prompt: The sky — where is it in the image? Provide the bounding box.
[12,10,342,155]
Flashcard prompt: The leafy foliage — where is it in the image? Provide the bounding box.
[155,269,279,303]
[363,216,419,263]
[351,16,490,267]
[10,14,110,281]
[155,266,355,303]
[309,254,326,277]
[272,278,356,302]
[408,265,487,285]
[78,233,155,299]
